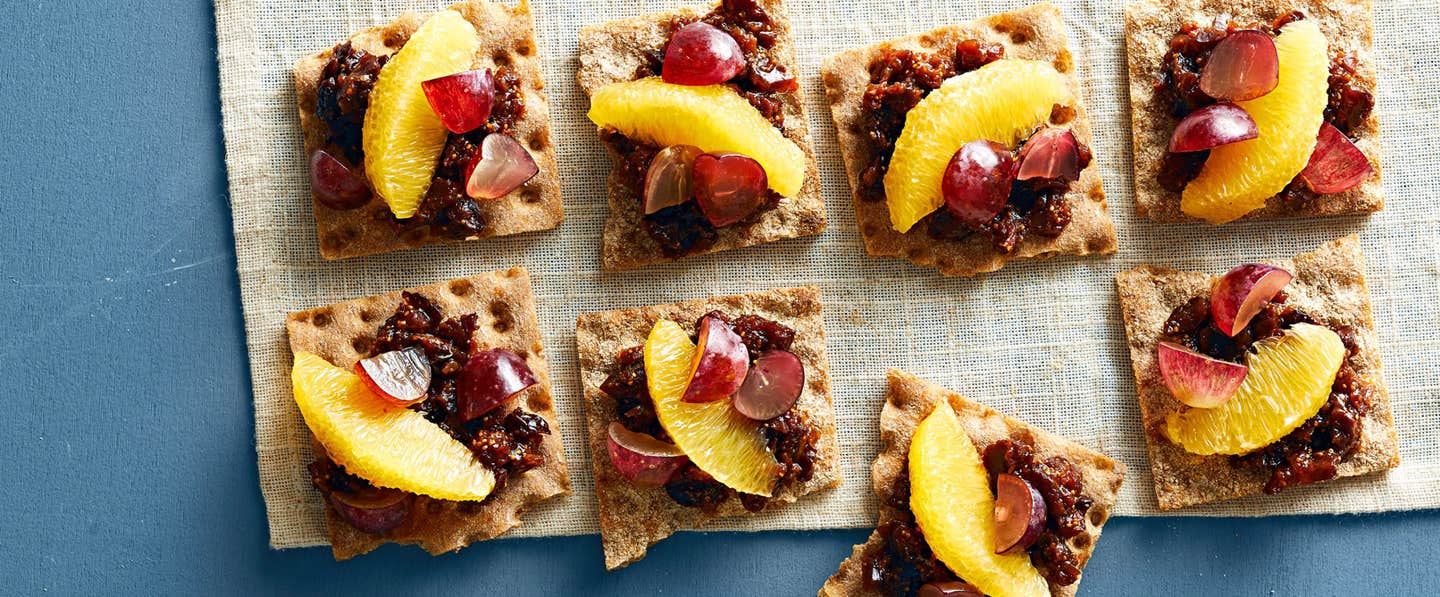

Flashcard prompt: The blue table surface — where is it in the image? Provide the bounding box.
[2,1,1434,595]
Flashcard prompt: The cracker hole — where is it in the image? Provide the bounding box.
[312,310,332,328]
[351,336,371,355]
[493,51,512,68]
[1089,184,1105,203]
[322,234,347,251]
[993,23,1011,34]
[516,41,533,56]
[1052,51,1073,74]
[522,187,543,204]
[449,279,473,296]
[862,224,880,237]
[1049,103,1076,126]
[491,301,514,333]
[905,248,927,261]
[359,309,377,323]
[1072,534,1092,549]
[1010,31,1029,44]
[937,258,954,271]
[1088,506,1108,527]
[526,391,550,412]
[529,130,548,151]
[383,30,406,47]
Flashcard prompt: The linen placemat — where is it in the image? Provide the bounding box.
[214,0,1440,549]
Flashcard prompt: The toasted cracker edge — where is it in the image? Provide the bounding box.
[575,286,840,569]
[1114,235,1399,510]
[284,267,572,559]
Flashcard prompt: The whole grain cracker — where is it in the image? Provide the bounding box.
[293,0,564,260]
[1124,0,1383,223]
[285,267,570,559]
[574,286,840,569]
[1114,236,1398,510]
[576,0,827,271]
[820,370,1125,597]
[819,3,1117,277]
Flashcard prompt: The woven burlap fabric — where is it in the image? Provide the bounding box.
[215,0,1440,550]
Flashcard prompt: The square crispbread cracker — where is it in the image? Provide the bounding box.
[1124,0,1383,223]
[284,267,570,559]
[820,3,1117,277]
[820,370,1125,597]
[576,0,827,271]
[1114,236,1399,510]
[293,0,564,260]
[574,286,840,569]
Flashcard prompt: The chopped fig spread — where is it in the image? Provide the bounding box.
[599,310,816,512]
[859,41,1090,253]
[1154,12,1375,201]
[1160,292,1372,493]
[316,42,390,164]
[863,439,1091,595]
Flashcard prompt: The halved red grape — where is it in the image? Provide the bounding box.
[1015,127,1081,182]
[1167,103,1259,153]
[329,486,413,534]
[1210,263,1294,337]
[1199,30,1279,101]
[733,349,804,421]
[992,473,1046,555]
[309,149,371,210]
[662,22,746,86]
[457,348,539,421]
[942,140,1014,228]
[917,582,984,597]
[1300,122,1373,194]
[354,347,431,406]
[693,152,768,227]
[683,315,749,403]
[465,133,539,200]
[606,422,688,486]
[1157,341,1248,408]
[421,68,496,134]
[644,144,704,215]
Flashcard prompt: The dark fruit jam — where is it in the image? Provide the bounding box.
[598,310,816,512]
[859,40,1090,254]
[1159,292,1371,493]
[1154,12,1375,203]
[862,437,1092,595]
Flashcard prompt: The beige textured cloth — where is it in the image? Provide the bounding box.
[214,0,1440,550]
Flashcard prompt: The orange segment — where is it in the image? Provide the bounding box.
[1164,323,1345,455]
[884,60,1071,233]
[1180,20,1329,224]
[587,77,806,197]
[910,401,1048,597]
[644,320,780,495]
[291,351,495,501]
[362,10,479,219]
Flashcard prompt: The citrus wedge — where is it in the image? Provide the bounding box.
[1180,20,1329,224]
[587,77,806,197]
[1164,323,1345,455]
[910,401,1049,597]
[884,59,1071,232]
[291,351,495,501]
[362,10,479,219]
[644,320,780,495]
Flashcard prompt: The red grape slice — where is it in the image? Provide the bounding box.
[1199,30,1279,101]
[693,152,768,227]
[309,149,371,210]
[992,473,1046,555]
[1015,127,1081,182]
[942,139,1014,228]
[421,68,495,134]
[1300,122,1374,194]
[662,22,746,86]
[354,347,431,406]
[1210,263,1294,337]
[918,581,984,597]
[457,348,539,421]
[329,486,414,533]
[733,349,804,421]
[1167,103,1259,153]
[606,422,689,486]
[1157,341,1248,408]
[682,315,749,403]
[644,144,705,215]
[465,133,539,200]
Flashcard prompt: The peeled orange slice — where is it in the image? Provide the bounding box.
[644,320,780,496]
[884,60,1071,233]
[1180,20,1329,224]
[1164,323,1345,455]
[363,10,479,219]
[910,401,1048,597]
[291,351,495,501]
[587,77,807,197]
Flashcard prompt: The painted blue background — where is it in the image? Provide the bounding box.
[2,1,1434,594]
